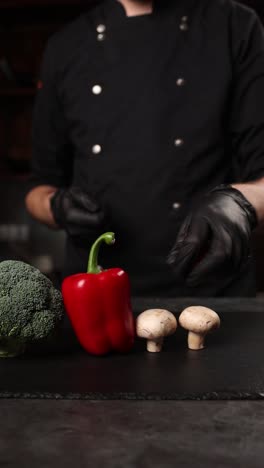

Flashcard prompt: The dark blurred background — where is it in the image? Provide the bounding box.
[0,0,264,291]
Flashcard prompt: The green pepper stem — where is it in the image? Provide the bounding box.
[87,232,115,274]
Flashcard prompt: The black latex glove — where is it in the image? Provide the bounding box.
[167,185,258,287]
[50,186,106,241]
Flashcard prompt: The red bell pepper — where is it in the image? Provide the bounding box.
[62,232,135,355]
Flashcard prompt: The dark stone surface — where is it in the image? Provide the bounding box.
[1,299,263,467]
[0,400,264,468]
[131,296,264,313]
[1,298,264,400]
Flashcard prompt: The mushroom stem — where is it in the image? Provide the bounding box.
[188,331,206,350]
[147,338,164,353]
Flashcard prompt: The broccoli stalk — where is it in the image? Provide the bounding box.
[0,260,64,357]
[0,325,25,358]
[0,337,25,358]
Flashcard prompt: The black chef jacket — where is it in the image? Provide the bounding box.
[30,0,264,297]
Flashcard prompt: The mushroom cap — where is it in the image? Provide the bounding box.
[136,309,177,340]
[179,306,220,334]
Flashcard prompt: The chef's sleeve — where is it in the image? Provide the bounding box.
[29,41,73,189]
[229,6,264,182]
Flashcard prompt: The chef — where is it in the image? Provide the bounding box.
[25,0,264,297]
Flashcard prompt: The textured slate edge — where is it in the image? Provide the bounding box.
[0,391,264,401]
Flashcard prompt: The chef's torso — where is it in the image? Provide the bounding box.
[48,0,256,296]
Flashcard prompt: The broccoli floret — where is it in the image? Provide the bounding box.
[22,310,56,340]
[0,261,41,292]
[11,280,50,312]
[0,260,64,357]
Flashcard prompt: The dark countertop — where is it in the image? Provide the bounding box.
[1,297,264,400]
[1,298,264,467]
[1,400,264,468]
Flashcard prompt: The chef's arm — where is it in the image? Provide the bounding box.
[232,178,264,225]
[25,185,58,228]
[25,184,106,240]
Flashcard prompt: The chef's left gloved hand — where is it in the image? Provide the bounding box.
[167,185,258,286]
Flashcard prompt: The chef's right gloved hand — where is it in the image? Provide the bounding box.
[167,185,257,287]
[50,186,106,241]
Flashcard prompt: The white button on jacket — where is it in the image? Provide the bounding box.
[174,139,184,147]
[176,78,185,86]
[92,145,102,155]
[92,85,102,95]
[97,24,106,33]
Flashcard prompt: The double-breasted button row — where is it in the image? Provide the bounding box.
[173,18,187,209]
[92,25,106,153]
[175,18,187,143]
[92,17,185,220]
[175,15,187,149]
[179,15,189,31]
[97,24,106,41]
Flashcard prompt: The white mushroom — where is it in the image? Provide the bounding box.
[179,306,220,350]
[136,309,177,352]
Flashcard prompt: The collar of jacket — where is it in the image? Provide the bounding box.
[92,0,195,27]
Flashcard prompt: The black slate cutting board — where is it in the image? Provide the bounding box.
[0,298,264,400]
